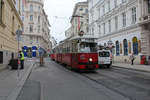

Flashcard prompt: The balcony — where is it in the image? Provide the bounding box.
[27,0,43,6]
[139,14,150,25]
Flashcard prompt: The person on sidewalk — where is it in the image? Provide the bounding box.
[19,51,24,69]
[130,53,135,65]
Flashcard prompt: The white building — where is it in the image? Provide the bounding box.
[50,36,57,49]
[88,0,150,64]
[65,27,72,38]
[70,2,93,38]
[20,0,51,57]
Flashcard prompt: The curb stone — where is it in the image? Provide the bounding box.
[112,65,150,73]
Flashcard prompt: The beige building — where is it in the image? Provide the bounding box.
[20,0,51,57]
[70,2,91,38]
[0,0,23,68]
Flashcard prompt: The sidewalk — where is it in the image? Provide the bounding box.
[0,64,7,72]
[112,63,150,72]
[0,60,35,100]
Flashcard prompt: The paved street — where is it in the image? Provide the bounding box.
[83,67,150,100]
[16,58,150,100]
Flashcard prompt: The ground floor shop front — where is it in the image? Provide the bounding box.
[97,27,150,65]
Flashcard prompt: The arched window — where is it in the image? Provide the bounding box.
[132,37,138,55]
[120,43,122,54]
[123,39,128,55]
[138,40,141,53]
[30,4,33,12]
[38,16,40,23]
[116,41,120,56]
[128,41,131,54]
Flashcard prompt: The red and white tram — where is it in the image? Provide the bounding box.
[50,37,99,70]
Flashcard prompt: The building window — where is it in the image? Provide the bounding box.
[30,4,33,12]
[38,6,40,12]
[85,9,88,13]
[138,40,141,53]
[0,51,3,64]
[116,41,120,56]
[36,37,38,43]
[122,0,126,3]
[123,39,128,55]
[86,27,89,33]
[0,0,4,23]
[98,25,101,35]
[148,0,150,13]
[103,23,105,34]
[29,25,33,32]
[30,15,33,21]
[97,8,100,18]
[12,16,15,33]
[122,12,126,27]
[128,41,131,54]
[38,16,40,23]
[108,20,111,32]
[79,7,83,11]
[22,16,24,21]
[120,43,122,54]
[38,25,40,32]
[103,5,105,15]
[132,7,136,24]
[30,36,33,44]
[115,16,118,30]
[92,28,94,35]
[22,4,24,12]
[108,0,110,11]
[114,0,117,8]
[132,37,138,55]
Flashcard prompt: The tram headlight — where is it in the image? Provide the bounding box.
[89,58,93,62]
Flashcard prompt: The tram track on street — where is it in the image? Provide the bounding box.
[51,60,150,100]
[80,67,150,100]
[81,73,135,100]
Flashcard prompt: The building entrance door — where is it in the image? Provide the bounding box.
[0,51,3,64]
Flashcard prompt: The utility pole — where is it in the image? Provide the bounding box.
[16,28,22,78]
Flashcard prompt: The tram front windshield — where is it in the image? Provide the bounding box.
[80,43,97,53]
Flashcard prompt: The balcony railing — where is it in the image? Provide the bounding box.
[139,14,150,25]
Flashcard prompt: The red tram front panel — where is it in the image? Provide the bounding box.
[71,53,98,70]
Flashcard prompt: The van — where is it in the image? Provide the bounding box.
[98,50,112,68]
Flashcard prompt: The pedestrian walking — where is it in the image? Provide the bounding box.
[130,53,135,65]
[19,51,24,69]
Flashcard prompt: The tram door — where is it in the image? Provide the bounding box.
[71,42,78,68]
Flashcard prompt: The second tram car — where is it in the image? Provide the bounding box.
[50,37,99,70]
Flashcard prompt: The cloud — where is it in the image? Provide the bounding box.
[44,0,86,42]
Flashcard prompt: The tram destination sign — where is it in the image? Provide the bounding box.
[81,38,94,42]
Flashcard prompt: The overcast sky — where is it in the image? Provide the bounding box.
[44,0,86,43]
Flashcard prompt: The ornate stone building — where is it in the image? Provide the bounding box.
[0,0,23,68]
[20,0,51,57]
[69,2,92,38]
[88,0,150,64]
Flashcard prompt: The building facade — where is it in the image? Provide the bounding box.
[0,0,23,67]
[88,0,150,64]
[20,0,51,57]
[70,2,91,38]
